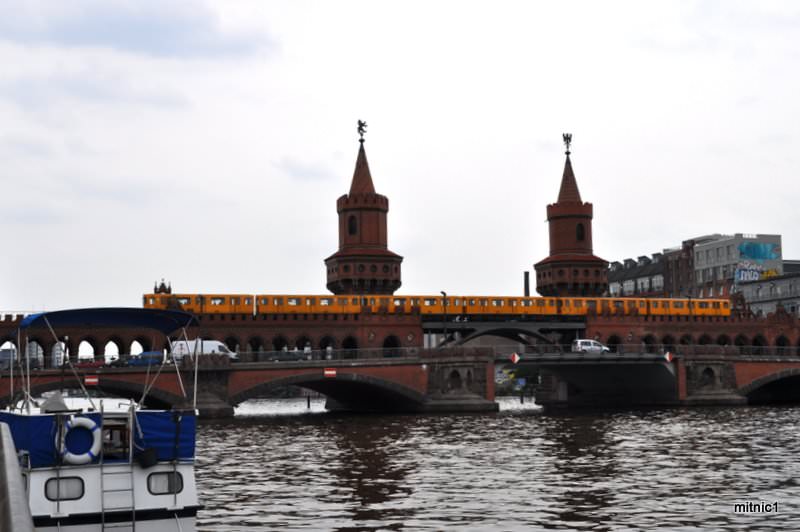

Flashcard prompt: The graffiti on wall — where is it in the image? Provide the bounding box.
[735,260,780,283]
[738,242,780,263]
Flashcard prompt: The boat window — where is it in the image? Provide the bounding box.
[148,472,184,495]
[45,477,84,501]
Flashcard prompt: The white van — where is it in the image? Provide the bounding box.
[170,340,238,362]
[571,339,610,354]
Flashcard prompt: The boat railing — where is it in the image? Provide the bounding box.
[0,422,34,532]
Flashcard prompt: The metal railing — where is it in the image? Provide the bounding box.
[522,343,800,358]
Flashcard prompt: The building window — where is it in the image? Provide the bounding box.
[46,477,84,501]
[576,223,585,241]
[148,472,183,495]
[348,215,357,236]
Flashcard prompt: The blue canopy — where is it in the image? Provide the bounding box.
[0,410,196,468]
[19,308,197,334]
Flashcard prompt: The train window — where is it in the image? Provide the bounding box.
[480,299,488,305]
[627,301,636,309]
[563,300,570,307]
[673,301,684,308]
[536,300,545,307]
[469,299,477,306]
[195,296,203,304]
[210,298,224,306]
[306,298,315,305]
[273,297,283,305]
[369,298,376,305]
[338,298,348,306]
[454,298,461,306]
[639,301,646,307]
[245,298,251,305]
[320,298,332,306]
[393,298,405,306]
[522,300,532,307]
[699,302,709,309]
[652,301,659,308]
[724,302,730,308]
[492,299,503,307]
[352,298,359,305]
[613,300,624,309]
[712,302,720,309]
[380,298,389,306]
[548,300,555,306]
[148,297,155,304]
[177,298,189,305]
[287,298,299,306]
[574,300,583,308]
[231,297,240,305]
[424,298,436,306]
[411,298,420,306]
[260,298,268,305]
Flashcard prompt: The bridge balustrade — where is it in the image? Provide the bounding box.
[522,343,800,358]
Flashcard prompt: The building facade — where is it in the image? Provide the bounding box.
[608,254,665,297]
[694,233,782,298]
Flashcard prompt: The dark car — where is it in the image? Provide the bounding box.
[127,351,165,367]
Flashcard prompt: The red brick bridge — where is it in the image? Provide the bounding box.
[0,348,498,417]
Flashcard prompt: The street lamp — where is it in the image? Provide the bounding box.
[440,291,447,347]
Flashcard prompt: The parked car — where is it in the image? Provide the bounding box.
[127,351,165,367]
[571,339,610,354]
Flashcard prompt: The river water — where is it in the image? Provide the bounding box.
[195,398,800,531]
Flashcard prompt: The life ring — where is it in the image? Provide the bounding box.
[56,416,102,465]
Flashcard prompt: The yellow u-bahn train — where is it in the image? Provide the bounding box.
[143,293,732,318]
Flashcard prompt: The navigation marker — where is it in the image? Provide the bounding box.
[85,375,99,386]
[324,368,337,378]
[509,352,520,364]
[664,352,674,363]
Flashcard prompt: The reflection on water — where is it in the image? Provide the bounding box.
[196,399,800,531]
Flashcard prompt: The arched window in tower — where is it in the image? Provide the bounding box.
[576,223,585,242]
[348,215,358,235]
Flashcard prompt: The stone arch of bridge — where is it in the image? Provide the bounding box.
[738,368,800,404]
[229,373,428,412]
[17,378,185,411]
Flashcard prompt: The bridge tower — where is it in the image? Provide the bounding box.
[325,122,403,294]
[534,134,608,296]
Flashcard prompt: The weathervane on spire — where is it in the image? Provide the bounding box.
[562,133,572,155]
[357,120,368,143]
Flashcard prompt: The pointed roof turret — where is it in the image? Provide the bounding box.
[349,140,376,195]
[556,133,582,203]
[557,154,582,203]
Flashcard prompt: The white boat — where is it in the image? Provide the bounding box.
[1,308,202,532]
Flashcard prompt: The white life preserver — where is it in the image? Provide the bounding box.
[56,416,102,465]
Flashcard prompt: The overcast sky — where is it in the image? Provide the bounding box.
[2,1,799,311]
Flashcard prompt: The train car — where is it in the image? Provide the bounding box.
[143,293,254,314]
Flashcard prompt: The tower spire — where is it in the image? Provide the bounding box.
[349,120,376,195]
[557,132,582,203]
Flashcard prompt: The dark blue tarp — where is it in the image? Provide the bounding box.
[0,410,195,468]
[19,308,197,334]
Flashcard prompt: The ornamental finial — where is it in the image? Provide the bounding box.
[562,133,572,155]
[357,120,367,143]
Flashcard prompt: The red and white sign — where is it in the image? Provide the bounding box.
[509,352,520,364]
[84,375,99,386]
[323,368,337,378]
[664,352,674,363]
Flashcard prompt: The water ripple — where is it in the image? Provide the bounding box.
[195,399,800,531]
